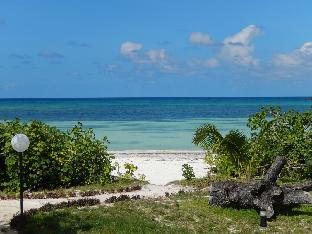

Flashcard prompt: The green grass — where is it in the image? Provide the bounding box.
[17,192,312,233]
[174,176,256,189]
[175,177,213,189]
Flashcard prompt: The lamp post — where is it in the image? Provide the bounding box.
[259,209,267,228]
[11,134,30,215]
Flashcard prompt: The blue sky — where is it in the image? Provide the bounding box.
[1,0,312,97]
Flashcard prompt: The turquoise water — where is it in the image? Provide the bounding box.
[0,98,310,150]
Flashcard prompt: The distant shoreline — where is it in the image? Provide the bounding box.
[0,96,311,100]
[109,150,205,158]
[109,149,205,154]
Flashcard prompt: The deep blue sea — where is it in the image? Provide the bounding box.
[0,98,311,150]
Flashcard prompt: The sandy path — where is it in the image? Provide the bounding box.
[0,184,193,229]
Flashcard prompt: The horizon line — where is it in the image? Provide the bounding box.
[0,96,311,99]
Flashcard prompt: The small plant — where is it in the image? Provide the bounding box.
[114,162,146,181]
[182,164,195,180]
[138,174,146,181]
[123,163,138,178]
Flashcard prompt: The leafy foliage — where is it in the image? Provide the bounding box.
[182,163,195,180]
[248,106,312,179]
[114,162,145,181]
[193,106,312,180]
[193,125,250,177]
[0,119,113,191]
[124,163,138,178]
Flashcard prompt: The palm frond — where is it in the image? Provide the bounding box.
[220,130,249,161]
[193,123,223,148]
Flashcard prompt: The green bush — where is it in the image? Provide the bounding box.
[182,164,195,180]
[193,106,312,180]
[193,124,250,178]
[0,120,113,192]
[248,106,312,180]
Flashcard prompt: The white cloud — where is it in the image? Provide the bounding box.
[297,41,312,55]
[147,49,166,63]
[187,58,219,71]
[273,42,312,67]
[146,49,176,72]
[223,25,261,45]
[273,54,301,67]
[120,41,143,57]
[219,25,262,66]
[189,32,213,45]
[120,41,175,72]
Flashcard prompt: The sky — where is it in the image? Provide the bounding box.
[1,0,312,98]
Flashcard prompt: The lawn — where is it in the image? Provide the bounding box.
[15,191,312,233]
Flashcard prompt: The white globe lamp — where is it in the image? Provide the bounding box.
[11,134,30,153]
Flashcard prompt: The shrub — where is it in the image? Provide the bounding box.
[193,106,312,180]
[248,106,312,180]
[0,119,113,192]
[182,164,195,180]
[193,124,250,178]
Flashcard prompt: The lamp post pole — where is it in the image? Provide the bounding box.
[19,152,24,215]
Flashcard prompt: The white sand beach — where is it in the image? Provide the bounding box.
[111,150,209,185]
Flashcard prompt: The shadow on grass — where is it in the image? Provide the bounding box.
[274,204,312,216]
[14,207,175,234]
[16,212,93,234]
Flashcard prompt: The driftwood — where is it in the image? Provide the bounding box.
[209,156,312,218]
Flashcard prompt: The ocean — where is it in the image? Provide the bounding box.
[0,97,310,150]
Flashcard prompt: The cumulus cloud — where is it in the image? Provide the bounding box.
[219,25,262,66]
[188,58,219,70]
[189,32,213,45]
[38,49,64,59]
[147,49,176,72]
[120,41,176,73]
[147,49,166,63]
[120,41,143,57]
[273,42,312,67]
[223,25,261,45]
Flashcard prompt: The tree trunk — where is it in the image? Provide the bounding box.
[209,156,312,218]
